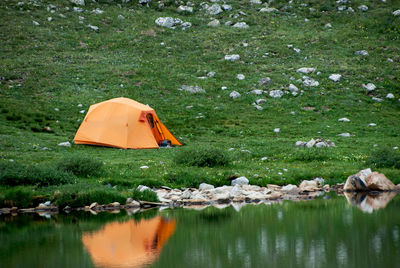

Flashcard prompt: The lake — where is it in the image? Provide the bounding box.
[1,192,399,268]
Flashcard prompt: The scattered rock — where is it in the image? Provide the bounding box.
[296,138,335,148]
[70,0,85,6]
[329,74,342,82]
[297,67,315,74]
[231,176,249,186]
[236,74,245,80]
[358,5,368,12]
[88,25,99,31]
[208,19,220,27]
[155,17,190,29]
[137,185,151,192]
[258,77,272,87]
[179,85,205,93]
[118,15,125,20]
[92,8,104,14]
[229,91,241,99]
[269,90,284,98]
[393,10,400,16]
[355,50,368,56]
[222,4,232,11]
[372,97,383,102]
[386,93,394,99]
[362,83,376,91]
[224,54,240,61]
[232,22,249,29]
[140,165,149,169]
[259,7,278,12]
[33,20,40,26]
[325,23,332,28]
[303,77,319,87]
[250,90,263,95]
[58,141,71,147]
[207,4,223,15]
[338,117,350,122]
[199,183,214,190]
[255,98,266,104]
[368,123,376,127]
[73,7,83,12]
[178,5,193,13]
[288,84,298,95]
[338,133,351,137]
[274,128,280,133]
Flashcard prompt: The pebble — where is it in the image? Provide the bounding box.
[355,50,368,56]
[236,74,245,80]
[338,117,350,122]
[224,54,240,61]
[386,93,394,99]
[368,123,376,127]
[274,128,280,133]
[329,74,342,82]
[140,166,149,169]
[362,83,376,91]
[232,22,249,29]
[88,25,99,31]
[297,67,315,74]
[338,133,351,137]
[58,141,71,147]
[229,91,241,99]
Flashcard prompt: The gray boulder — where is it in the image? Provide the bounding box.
[231,176,249,186]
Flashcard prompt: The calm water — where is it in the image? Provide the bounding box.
[1,192,399,268]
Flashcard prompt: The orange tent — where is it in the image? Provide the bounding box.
[82,217,176,268]
[74,97,182,149]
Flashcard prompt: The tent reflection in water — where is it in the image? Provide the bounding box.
[82,217,176,268]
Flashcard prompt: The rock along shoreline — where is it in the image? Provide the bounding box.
[1,170,399,216]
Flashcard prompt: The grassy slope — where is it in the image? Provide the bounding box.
[0,0,399,205]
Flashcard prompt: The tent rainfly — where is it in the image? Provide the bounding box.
[74,97,182,149]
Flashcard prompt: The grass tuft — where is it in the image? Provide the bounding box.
[174,147,231,167]
[366,148,400,169]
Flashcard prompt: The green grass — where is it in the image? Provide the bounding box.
[0,0,399,207]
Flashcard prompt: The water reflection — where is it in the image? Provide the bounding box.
[344,192,397,213]
[82,216,175,268]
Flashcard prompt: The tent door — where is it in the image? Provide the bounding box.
[146,114,165,143]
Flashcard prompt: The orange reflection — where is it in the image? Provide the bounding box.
[82,216,176,268]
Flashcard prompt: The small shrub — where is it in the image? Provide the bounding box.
[57,155,104,177]
[366,148,400,169]
[54,189,126,208]
[0,162,75,187]
[0,188,35,208]
[130,189,158,202]
[174,147,230,167]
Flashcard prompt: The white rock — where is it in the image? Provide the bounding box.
[88,25,99,31]
[250,0,262,4]
[288,84,298,93]
[44,201,51,206]
[362,83,376,91]
[137,185,150,192]
[231,176,249,186]
[358,5,368,12]
[355,50,368,56]
[79,110,85,114]
[303,78,319,87]
[338,133,351,137]
[386,93,394,99]
[293,48,301,53]
[368,123,376,127]
[329,74,342,82]
[207,4,223,15]
[269,90,284,98]
[315,142,327,148]
[393,10,400,16]
[70,0,85,6]
[199,183,215,190]
[261,156,268,161]
[338,117,350,122]
[259,7,278,12]
[306,139,316,148]
[222,4,232,11]
[258,77,272,86]
[208,19,220,27]
[236,74,245,80]
[73,7,83,12]
[33,21,40,26]
[179,85,205,93]
[372,97,383,102]
[47,17,53,22]
[274,128,280,133]
[118,15,125,20]
[224,54,240,61]
[297,67,315,74]
[229,91,241,99]
[281,184,298,192]
[250,90,263,95]
[58,141,71,147]
[325,23,332,28]
[296,141,306,147]
[178,5,193,13]
[254,105,263,111]
[232,22,249,29]
[207,71,216,77]
[92,8,104,14]
[140,165,149,169]
[256,98,266,104]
